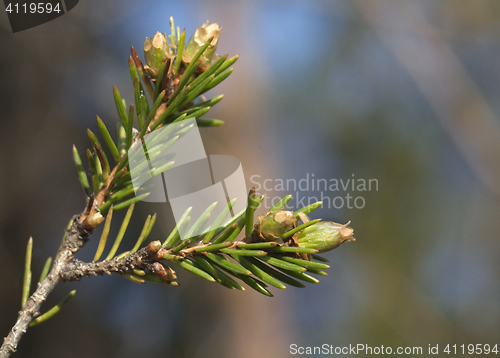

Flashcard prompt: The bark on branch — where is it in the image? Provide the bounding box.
[0,216,91,358]
[58,242,166,281]
[0,209,177,358]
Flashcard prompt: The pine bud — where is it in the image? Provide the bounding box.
[258,210,296,242]
[85,212,104,229]
[297,222,355,253]
[183,21,221,64]
[144,32,171,77]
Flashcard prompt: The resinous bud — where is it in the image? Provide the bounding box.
[144,32,171,77]
[297,222,355,253]
[183,21,221,64]
[258,210,296,242]
[86,212,104,229]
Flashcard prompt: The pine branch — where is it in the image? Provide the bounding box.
[59,241,169,282]
[1,20,233,356]
[57,198,354,292]
[0,16,355,357]
[0,217,90,358]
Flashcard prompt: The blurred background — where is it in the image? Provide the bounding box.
[2,0,500,357]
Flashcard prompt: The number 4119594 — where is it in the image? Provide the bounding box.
[5,2,61,14]
[444,344,498,355]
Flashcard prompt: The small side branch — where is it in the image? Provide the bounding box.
[59,248,151,281]
[59,241,169,282]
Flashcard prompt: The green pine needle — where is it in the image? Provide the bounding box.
[203,68,233,93]
[193,256,244,290]
[232,255,286,289]
[215,55,239,76]
[153,58,168,101]
[171,238,191,253]
[184,201,218,240]
[276,268,320,284]
[270,195,293,211]
[267,246,319,254]
[96,116,120,163]
[195,118,224,127]
[21,237,33,307]
[111,193,149,211]
[278,256,330,270]
[195,242,232,252]
[38,257,52,283]
[203,198,236,243]
[220,248,266,256]
[126,104,135,149]
[163,207,192,247]
[237,242,278,250]
[105,201,135,260]
[226,215,247,242]
[72,145,90,196]
[93,206,114,262]
[210,224,237,245]
[190,55,228,90]
[122,273,145,284]
[130,46,155,99]
[258,256,306,273]
[168,257,215,282]
[29,290,76,327]
[245,188,258,238]
[282,219,322,239]
[116,124,127,157]
[173,29,185,76]
[205,253,251,276]
[113,86,129,129]
[293,201,323,218]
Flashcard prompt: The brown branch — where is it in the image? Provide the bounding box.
[0,226,175,357]
[0,216,91,358]
[59,238,274,282]
[1,37,220,357]
[59,241,167,282]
